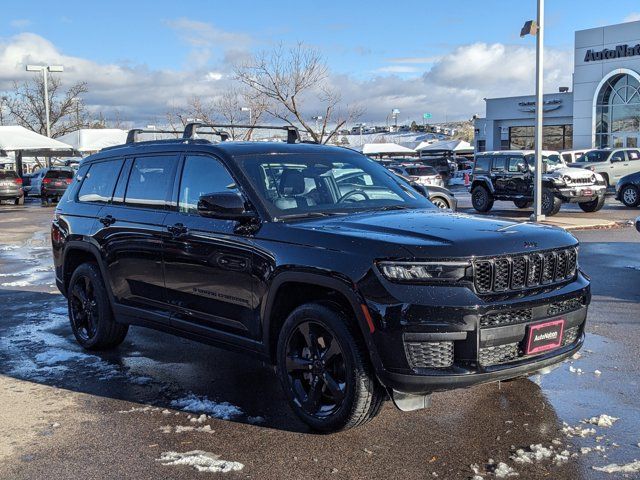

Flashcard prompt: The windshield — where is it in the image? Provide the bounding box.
[579,150,609,162]
[524,154,563,168]
[545,154,562,165]
[0,170,17,179]
[237,151,431,219]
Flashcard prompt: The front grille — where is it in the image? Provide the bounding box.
[480,308,532,328]
[569,177,593,185]
[548,296,586,317]
[405,341,454,369]
[479,343,520,366]
[473,247,577,294]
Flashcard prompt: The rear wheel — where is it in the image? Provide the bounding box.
[15,196,24,205]
[68,263,128,350]
[430,196,450,209]
[620,184,640,207]
[579,195,606,212]
[513,199,532,209]
[276,303,384,432]
[541,189,562,216]
[471,185,494,212]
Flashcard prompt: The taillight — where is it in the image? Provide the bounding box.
[43,178,52,184]
[15,177,22,185]
[65,178,72,184]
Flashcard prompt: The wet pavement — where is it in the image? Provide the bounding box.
[0,199,639,479]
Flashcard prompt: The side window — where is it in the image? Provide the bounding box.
[77,159,123,203]
[112,158,133,204]
[124,155,177,209]
[628,150,640,160]
[492,157,507,172]
[507,156,526,172]
[562,153,572,163]
[178,155,239,214]
[474,156,491,173]
[611,151,625,162]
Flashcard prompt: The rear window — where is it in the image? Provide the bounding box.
[405,166,438,176]
[0,170,17,179]
[78,160,123,203]
[45,170,74,179]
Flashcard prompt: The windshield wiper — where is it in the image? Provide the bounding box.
[371,205,412,212]
[275,212,345,222]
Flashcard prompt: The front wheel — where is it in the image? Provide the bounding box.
[471,185,494,212]
[430,196,450,209]
[541,189,562,216]
[276,303,384,432]
[620,185,640,207]
[579,195,606,212]
[68,263,128,350]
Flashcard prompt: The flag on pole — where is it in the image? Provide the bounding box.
[520,20,538,37]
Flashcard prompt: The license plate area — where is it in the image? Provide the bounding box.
[525,319,564,355]
[581,189,593,196]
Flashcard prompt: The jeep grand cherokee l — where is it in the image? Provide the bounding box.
[52,124,590,432]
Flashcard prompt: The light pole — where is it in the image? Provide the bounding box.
[311,115,323,135]
[521,0,544,221]
[391,109,400,132]
[359,123,366,144]
[25,64,64,138]
[240,106,252,124]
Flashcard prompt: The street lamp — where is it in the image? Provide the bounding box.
[25,64,64,138]
[311,115,323,134]
[240,106,252,124]
[521,0,544,221]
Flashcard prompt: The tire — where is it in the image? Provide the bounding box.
[67,262,128,350]
[601,173,610,188]
[430,196,450,209]
[620,184,640,207]
[471,185,494,212]
[276,302,384,432]
[513,199,532,209]
[579,195,606,212]
[15,196,24,205]
[541,189,562,216]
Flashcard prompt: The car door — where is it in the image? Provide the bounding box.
[505,156,531,196]
[94,153,179,314]
[490,156,509,195]
[609,150,626,183]
[624,149,640,176]
[162,153,259,338]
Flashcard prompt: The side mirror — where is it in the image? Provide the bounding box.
[517,163,528,173]
[197,192,257,220]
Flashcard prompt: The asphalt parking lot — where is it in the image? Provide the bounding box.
[0,198,639,479]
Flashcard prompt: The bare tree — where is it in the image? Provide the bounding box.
[235,43,363,144]
[4,74,89,137]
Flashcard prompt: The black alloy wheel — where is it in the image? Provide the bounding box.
[471,185,494,212]
[284,321,347,418]
[69,274,99,342]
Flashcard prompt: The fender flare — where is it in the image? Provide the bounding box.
[260,271,378,363]
[60,240,113,303]
[470,177,494,194]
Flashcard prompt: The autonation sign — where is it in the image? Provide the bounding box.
[584,44,640,62]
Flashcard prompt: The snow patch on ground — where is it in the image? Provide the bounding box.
[584,414,619,428]
[170,393,243,420]
[592,460,640,473]
[511,444,569,465]
[156,450,244,473]
[562,422,596,438]
[159,425,215,434]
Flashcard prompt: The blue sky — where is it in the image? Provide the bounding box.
[1,1,640,125]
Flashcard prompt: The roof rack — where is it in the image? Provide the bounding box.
[183,122,300,144]
[126,128,182,144]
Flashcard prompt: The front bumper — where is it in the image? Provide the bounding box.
[360,272,590,395]
[556,184,606,203]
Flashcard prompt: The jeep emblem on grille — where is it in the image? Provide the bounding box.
[523,241,538,248]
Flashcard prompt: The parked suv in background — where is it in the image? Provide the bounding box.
[569,148,640,187]
[0,169,24,205]
[471,151,606,216]
[30,167,75,205]
[387,163,444,187]
[53,124,590,432]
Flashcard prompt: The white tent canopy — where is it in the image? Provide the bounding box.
[416,139,473,153]
[57,128,128,154]
[362,143,415,155]
[0,125,75,155]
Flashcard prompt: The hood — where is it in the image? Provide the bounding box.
[548,167,598,181]
[267,210,577,259]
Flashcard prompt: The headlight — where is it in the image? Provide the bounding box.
[590,175,597,183]
[378,261,470,283]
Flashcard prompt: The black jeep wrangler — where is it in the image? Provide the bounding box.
[52,125,590,432]
[471,151,607,216]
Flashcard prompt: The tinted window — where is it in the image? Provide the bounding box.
[562,153,571,162]
[581,150,610,162]
[179,155,239,214]
[492,157,507,172]
[125,156,176,209]
[611,151,625,162]
[474,157,491,173]
[0,170,17,179]
[78,160,123,203]
[406,166,437,176]
[507,156,526,172]
[45,170,74,179]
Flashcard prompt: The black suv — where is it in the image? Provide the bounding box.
[471,151,607,216]
[53,124,590,432]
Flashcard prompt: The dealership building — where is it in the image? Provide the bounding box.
[475,19,640,152]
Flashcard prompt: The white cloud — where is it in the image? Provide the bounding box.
[388,56,441,64]
[375,65,422,74]
[624,13,640,22]
[10,19,32,29]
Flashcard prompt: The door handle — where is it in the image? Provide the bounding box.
[217,254,249,271]
[167,223,188,237]
[99,215,116,226]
